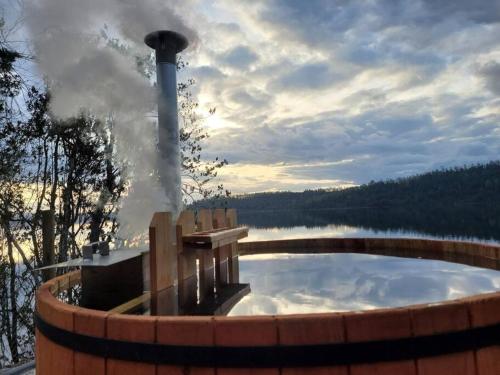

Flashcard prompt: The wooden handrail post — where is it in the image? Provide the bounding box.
[149,212,178,315]
[176,210,197,312]
[197,209,215,303]
[213,209,230,290]
[226,209,240,283]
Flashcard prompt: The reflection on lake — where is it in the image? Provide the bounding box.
[229,253,500,316]
[238,206,500,244]
[243,224,452,243]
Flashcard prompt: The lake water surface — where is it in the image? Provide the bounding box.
[238,206,500,244]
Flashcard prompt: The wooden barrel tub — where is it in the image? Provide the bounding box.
[35,238,500,375]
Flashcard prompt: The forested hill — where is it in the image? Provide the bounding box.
[196,161,500,210]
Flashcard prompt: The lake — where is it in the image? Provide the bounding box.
[237,206,500,244]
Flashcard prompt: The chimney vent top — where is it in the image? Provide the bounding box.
[144,30,189,53]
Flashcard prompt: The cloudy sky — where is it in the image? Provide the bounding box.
[5,0,500,194]
[174,0,500,193]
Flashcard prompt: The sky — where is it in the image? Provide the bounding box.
[181,0,500,193]
[4,0,500,195]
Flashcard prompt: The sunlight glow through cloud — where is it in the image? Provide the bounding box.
[181,0,500,193]
[218,162,357,193]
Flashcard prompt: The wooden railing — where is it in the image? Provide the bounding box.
[148,208,249,315]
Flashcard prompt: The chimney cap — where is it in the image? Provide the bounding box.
[144,30,189,53]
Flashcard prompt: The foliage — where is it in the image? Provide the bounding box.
[0,16,36,366]
[0,60,126,368]
[176,58,229,203]
[0,23,229,368]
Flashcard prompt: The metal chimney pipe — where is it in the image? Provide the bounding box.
[144,30,188,217]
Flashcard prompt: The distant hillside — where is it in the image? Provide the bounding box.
[196,161,500,210]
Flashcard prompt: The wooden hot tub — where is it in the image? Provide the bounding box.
[35,211,500,375]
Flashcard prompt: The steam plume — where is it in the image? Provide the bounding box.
[25,0,197,241]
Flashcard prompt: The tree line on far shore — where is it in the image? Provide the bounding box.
[196,161,500,211]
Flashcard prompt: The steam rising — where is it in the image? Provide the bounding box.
[26,0,197,241]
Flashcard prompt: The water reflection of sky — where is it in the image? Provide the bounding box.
[228,253,500,316]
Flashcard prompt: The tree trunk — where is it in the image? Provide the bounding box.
[89,208,103,243]
[41,209,55,281]
[90,127,115,243]
[58,158,74,263]
[6,236,19,363]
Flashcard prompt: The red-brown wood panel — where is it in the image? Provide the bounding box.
[157,316,215,375]
[36,283,75,375]
[106,314,157,375]
[468,294,500,375]
[150,211,179,315]
[410,302,476,375]
[177,210,197,311]
[213,208,230,287]
[345,308,417,375]
[74,308,109,375]
[198,209,215,302]
[277,313,348,375]
[215,316,280,375]
[226,209,240,283]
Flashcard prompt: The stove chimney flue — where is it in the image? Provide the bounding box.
[145,30,188,217]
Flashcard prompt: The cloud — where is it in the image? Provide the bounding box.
[218,46,259,69]
[420,0,500,24]
[268,63,345,91]
[248,0,500,50]
[256,0,364,47]
[458,142,491,157]
[190,0,500,193]
[198,0,500,193]
[478,61,500,95]
[228,88,272,110]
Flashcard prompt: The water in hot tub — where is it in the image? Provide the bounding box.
[228,253,500,316]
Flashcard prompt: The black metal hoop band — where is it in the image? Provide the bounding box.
[35,312,500,368]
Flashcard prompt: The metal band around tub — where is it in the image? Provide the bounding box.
[35,312,500,368]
